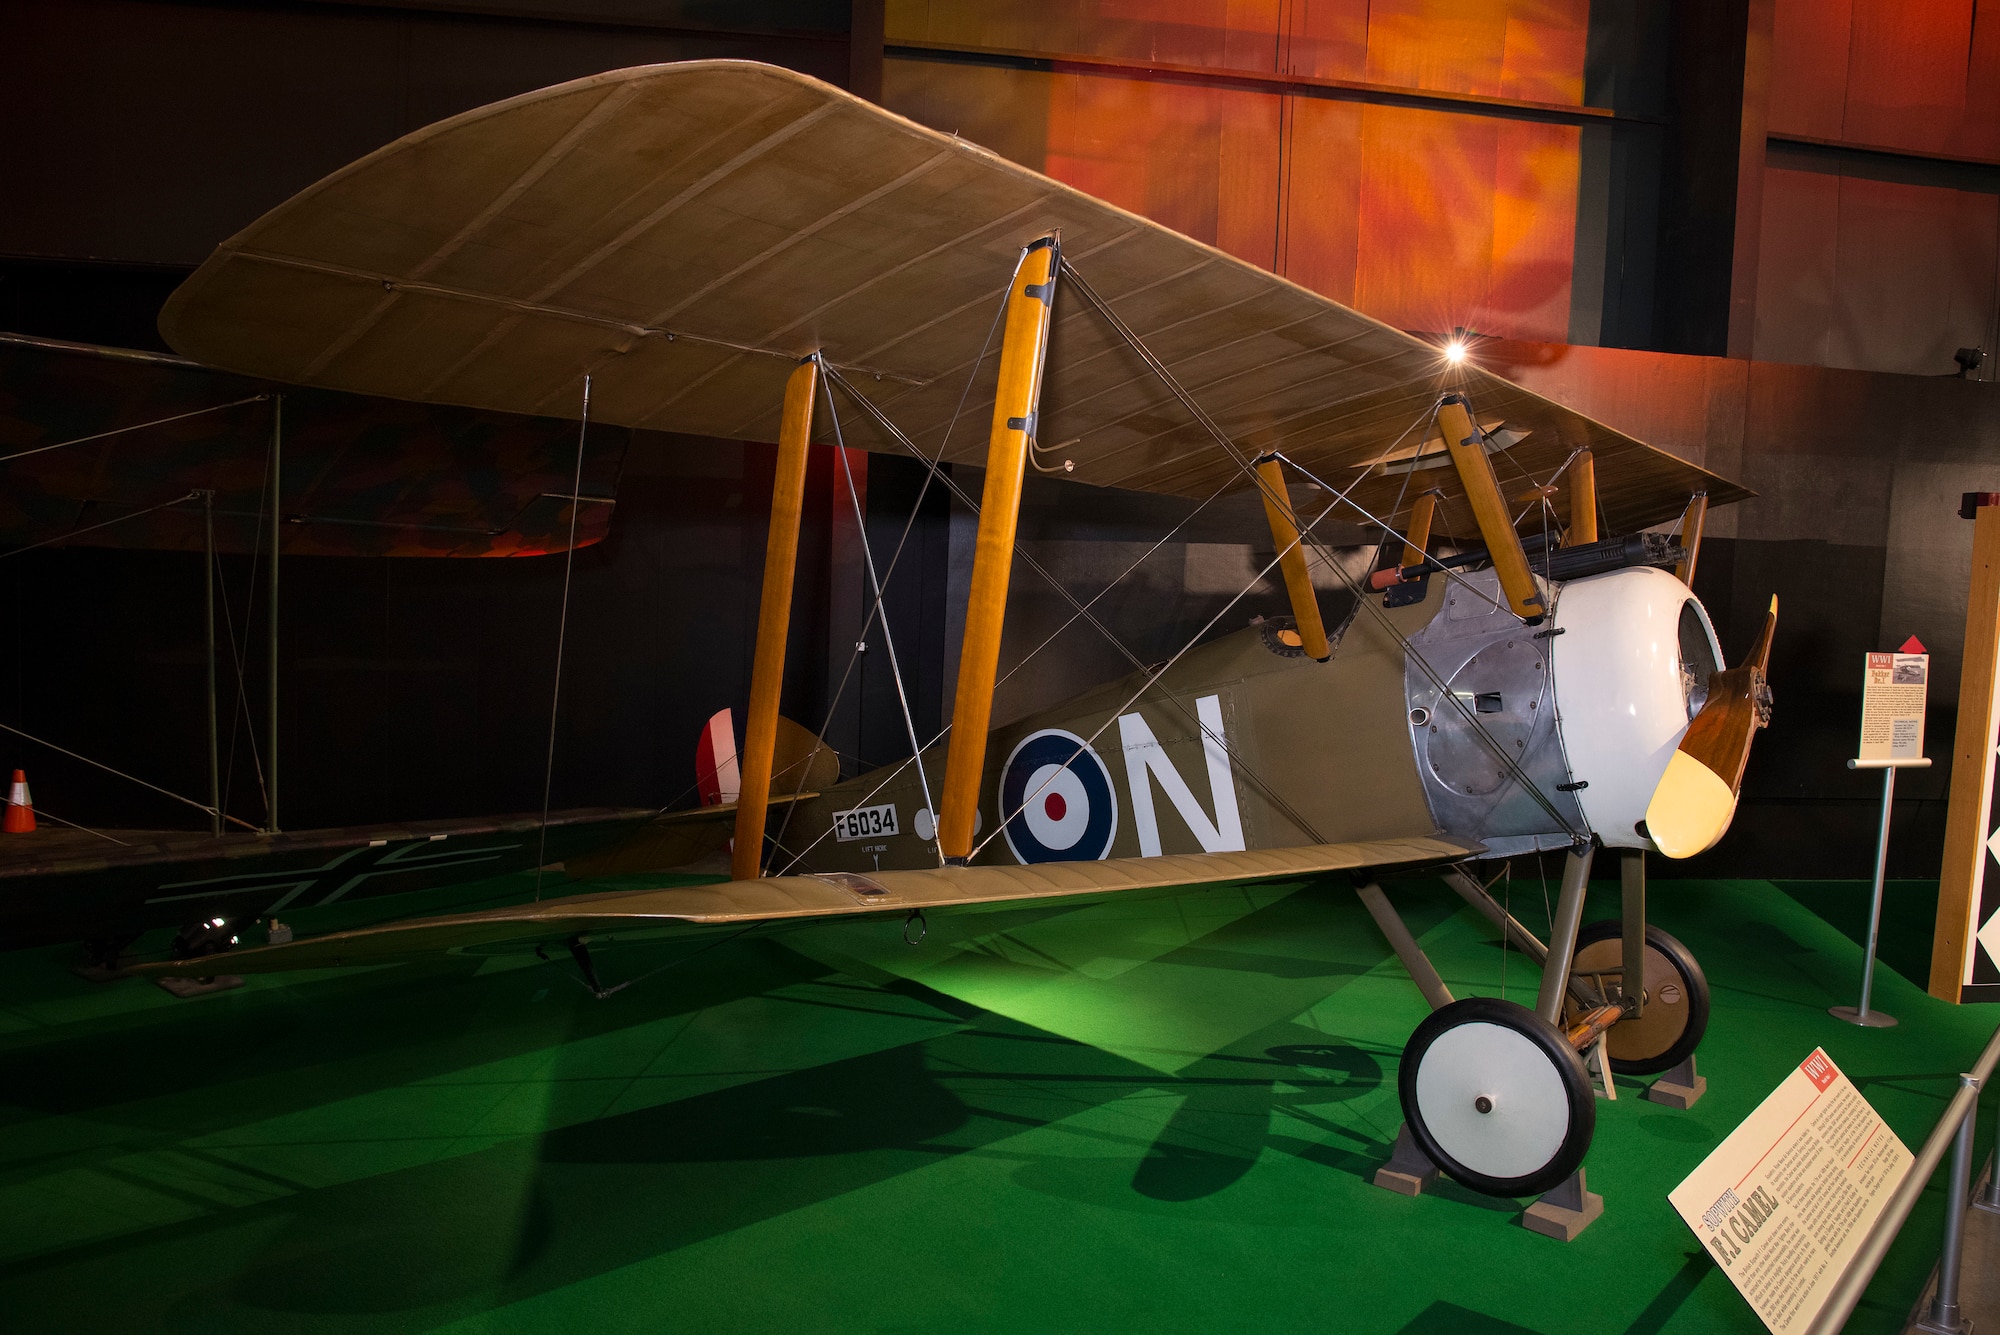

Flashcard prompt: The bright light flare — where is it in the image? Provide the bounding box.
[1442,339,1468,366]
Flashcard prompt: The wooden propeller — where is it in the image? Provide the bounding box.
[1643,596,1777,859]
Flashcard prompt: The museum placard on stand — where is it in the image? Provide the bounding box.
[1669,1049,1912,1335]
[1858,651,1927,764]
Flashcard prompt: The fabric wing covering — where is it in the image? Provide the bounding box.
[128,835,1477,977]
[160,60,1748,539]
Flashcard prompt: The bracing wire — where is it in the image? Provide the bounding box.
[765,254,1021,865]
[0,492,203,561]
[1059,255,1580,839]
[0,395,269,466]
[818,360,1332,853]
[818,357,942,866]
[0,718,255,830]
[534,376,592,900]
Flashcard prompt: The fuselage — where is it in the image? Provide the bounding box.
[780,564,1724,876]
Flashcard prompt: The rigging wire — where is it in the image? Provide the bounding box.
[818,360,1332,853]
[760,457,1238,877]
[212,515,268,824]
[0,718,255,830]
[0,492,202,561]
[817,357,941,865]
[534,376,592,901]
[765,256,1021,867]
[25,804,130,846]
[968,499,1349,862]
[0,395,269,466]
[1058,256,1579,839]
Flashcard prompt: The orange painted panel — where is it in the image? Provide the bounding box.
[1353,106,1577,342]
[885,58,1581,342]
[1841,0,1976,155]
[1043,72,1282,263]
[1767,0,1851,140]
[1278,96,1363,304]
[886,0,1586,102]
[1282,0,1370,81]
[1363,0,1586,105]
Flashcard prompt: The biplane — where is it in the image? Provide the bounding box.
[125,61,1774,1206]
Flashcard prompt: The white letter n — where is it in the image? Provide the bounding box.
[1117,694,1245,856]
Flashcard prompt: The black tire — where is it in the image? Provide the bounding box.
[1398,995,1594,1198]
[1563,921,1710,1075]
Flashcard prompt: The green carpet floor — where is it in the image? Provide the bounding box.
[1,871,1994,1333]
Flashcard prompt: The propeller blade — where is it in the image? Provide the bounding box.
[1644,595,1777,858]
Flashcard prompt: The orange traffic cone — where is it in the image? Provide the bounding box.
[3,769,34,833]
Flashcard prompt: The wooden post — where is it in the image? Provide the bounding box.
[1932,498,2000,1000]
[1675,492,1708,587]
[1569,449,1598,545]
[937,236,1059,863]
[732,358,820,881]
[1253,455,1329,660]
[1438,394,1544,621]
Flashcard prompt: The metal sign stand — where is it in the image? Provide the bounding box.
[1832,756,1931,1028]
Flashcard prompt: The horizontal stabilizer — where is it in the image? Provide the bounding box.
[129,834,1479,977]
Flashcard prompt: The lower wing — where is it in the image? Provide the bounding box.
[128,834,1479,977]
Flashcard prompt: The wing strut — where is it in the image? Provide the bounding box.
[938,236,1060,863]
[1438,394,1544,622]
[1252,455,1330,660]
[1673,491,1708,587]
[733,358,820,880]
[1568,449,1597,545]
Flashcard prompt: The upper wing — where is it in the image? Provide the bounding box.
[127,833,1477,977]
[159,60,1746,538]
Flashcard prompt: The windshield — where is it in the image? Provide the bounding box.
[1678,600,1720,719]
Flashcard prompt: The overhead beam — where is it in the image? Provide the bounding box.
[938,236,1060,863]
[1253,455,1329,660]
[733,358,820,881]
[1438,394,1545,622]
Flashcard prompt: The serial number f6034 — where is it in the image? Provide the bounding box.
[831,804,899,842]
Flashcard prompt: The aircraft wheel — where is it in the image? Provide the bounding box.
[170,916,238,961]
[1563,921,1710,1075]
[1398,996,1594,1197]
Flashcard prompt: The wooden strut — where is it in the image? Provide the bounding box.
[1674,491,1708,587]
[938,236,1060,863]
[732,358,820,881]
[1437,394,1544,622]
[1368,488,1439,591]
[1933,499,2000,999]
[1402,489,1439,570]
[1253,456,1330,660]
[1569,449,1597,546]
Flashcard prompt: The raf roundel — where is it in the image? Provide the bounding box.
[999,729,1119,864]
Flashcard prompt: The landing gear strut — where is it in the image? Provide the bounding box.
[1365,845,1711,1234]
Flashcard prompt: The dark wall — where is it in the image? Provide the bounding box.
[0,0,850,265]
[5,432,775,829]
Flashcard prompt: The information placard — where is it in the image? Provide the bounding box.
[1669,1049,1912,1335]
[1859,651,1928,763]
